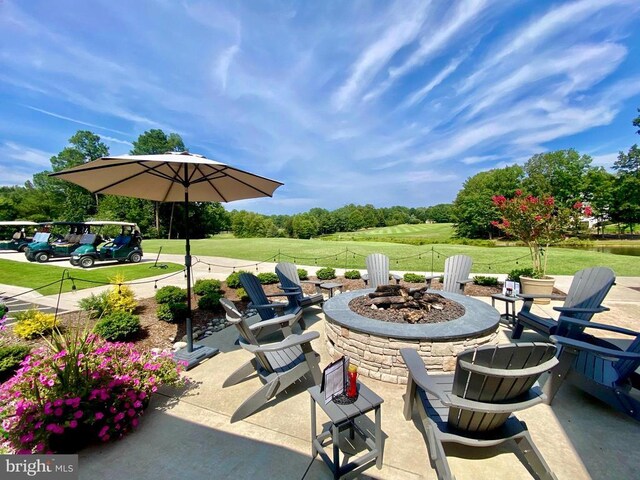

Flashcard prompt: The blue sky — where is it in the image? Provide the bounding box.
[1,0,640,215]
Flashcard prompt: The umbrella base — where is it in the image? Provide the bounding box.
[174,344,219,370]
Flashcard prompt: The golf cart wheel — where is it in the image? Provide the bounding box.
[70,258,79,266]
[35,252,49,263]
[80,256,95,268]
[18,245,28,252]
[129,252,142,263]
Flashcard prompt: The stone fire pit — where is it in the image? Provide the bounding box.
[323,289,500,384]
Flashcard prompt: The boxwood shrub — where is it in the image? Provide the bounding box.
[225,270,250,289]
[316,267,336,280]
[93,311,141,341]
[0,345,31,382]
[157,302,189,323]
[198,292,222,311]
[193,279,222,296]
[344,270,361,279]
[155,286,187,304]
[473,275,499,286]
[257,272,279,285]
[403,273,426,283]
[297,268,309,280]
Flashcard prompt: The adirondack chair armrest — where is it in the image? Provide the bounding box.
[424,274,440,281]
[550,335,640,360]
[555,317,640,338]
[277,285,301,292]
[242,331,320,353]
[266,291,300,298]
[400,348,449,400]
[553,305,609,314]
[247,314,299,333]
[446,388,545,413]
[458,279,473,285]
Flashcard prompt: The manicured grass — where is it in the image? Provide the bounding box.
[323,223,454,242]
[142,237,640,276]
[0,260,183,296]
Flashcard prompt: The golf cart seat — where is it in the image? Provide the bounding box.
[11,231,24,241]
[55,234,83,247]
[101,234,131,254]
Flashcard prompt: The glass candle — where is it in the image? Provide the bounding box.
[347,364,358,398]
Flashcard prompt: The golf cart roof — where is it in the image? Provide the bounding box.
[84,221,138,227]
[0,221,39,226]
[46,222,87,226]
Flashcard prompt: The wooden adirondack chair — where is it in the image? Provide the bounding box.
[363,253,401,289]
[239,272,306,339]
[220,298,322,423]
[401,343,558,480]
[512,267,615,340]
[543,316,640,421]
[275,262,324,309]
[425,255,473,295]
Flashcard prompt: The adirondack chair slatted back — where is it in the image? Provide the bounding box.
[275,262,303,302]
[220,298,274,373]
[239,272,277,321]
[449,343,557,432]
[560,267,615,329]
[613,336,640,381]
[365,254,390,289]
[442,255,473,294]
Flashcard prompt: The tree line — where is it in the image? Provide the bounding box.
[1,109,638,239]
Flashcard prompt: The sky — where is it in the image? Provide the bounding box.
[1,0,640,215]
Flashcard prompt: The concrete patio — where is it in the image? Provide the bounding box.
[1,251,639,479]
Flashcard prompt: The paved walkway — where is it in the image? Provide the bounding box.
[1,251,639,479]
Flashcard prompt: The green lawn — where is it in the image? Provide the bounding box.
[142,237,640,276]
[323,223,454,242]
[0,260,183,296]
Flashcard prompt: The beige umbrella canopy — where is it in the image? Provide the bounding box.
[51,152,283,368]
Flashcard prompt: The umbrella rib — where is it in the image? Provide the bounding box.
[158,163,186,202]
[193,164,228,202]
[193,166,275,197]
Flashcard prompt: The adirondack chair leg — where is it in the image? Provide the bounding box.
[615,388,640,420]
[403,374,416,421]
[541,348,575,404]
[513,430,558,480]
[511,321,525,339]
[223,359,259,388]
[230,378,282,423]
[298,317,307,330]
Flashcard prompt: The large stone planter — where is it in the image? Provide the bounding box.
[520,276,555,305]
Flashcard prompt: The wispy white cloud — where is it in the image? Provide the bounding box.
[0,141,52,167]
[23,106,132,137]
[401,55,466,109]
[591,152,619,168]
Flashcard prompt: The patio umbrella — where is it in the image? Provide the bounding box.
[50,151,283,368]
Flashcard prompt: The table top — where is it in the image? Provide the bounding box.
[309,383,383,424]
[491,293,522,302]
[320,282,343,289]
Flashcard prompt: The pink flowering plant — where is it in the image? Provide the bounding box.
[491,190,590,277]
[0,326,185,453]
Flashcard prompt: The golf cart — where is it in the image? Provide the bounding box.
[25,222,88,263]
[71,221,142,268]
[0,221,39,252]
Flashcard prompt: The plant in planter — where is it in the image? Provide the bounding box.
[492,191,589,303]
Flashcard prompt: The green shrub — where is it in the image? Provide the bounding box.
[93,311,141,341]
[155,285,187,304]
[0,345,30,382]
[78,291,109,319]
[157,302,189,323]
[404,273,426,283]
[193,279,222,296]
[316,267,336,280]
[344,270,361,279]
[236,288,250,301]
[507,267,539,283]
[197,292,222,311]
[13,309,57,339]
[0,302,7,318]
[226,270,250,289]
[473,275,499,286]
[106,274,137,314]
[257,272,279,285]
[297,268,309,280]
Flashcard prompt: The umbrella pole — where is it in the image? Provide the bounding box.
[185,188,194,353]
[173,167,218,369]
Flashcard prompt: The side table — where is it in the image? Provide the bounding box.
[309,383,384,479]
[491,293,522,326]
[320,282,343,298]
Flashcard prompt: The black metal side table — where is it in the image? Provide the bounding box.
[308,383,383,479]
[491,293,522,326]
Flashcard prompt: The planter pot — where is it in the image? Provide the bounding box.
[520,276,555,305]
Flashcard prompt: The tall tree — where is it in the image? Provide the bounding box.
[453,165,524,238]
[522,149,593,206]
[612,145,640,233]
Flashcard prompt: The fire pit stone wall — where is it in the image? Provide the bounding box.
[323,289,500,384]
